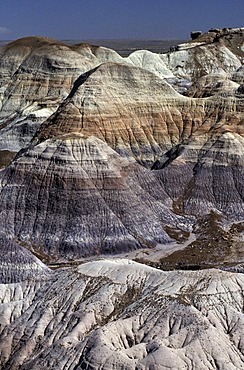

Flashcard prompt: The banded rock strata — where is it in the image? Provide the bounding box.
[35,62,243,167]
[0,37,124,150]
[0,29,243,259]
[0,135,190,259]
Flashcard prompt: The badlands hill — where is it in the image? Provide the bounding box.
[0,27,243,369]
[0,28,243,262]
[0,36,123,150]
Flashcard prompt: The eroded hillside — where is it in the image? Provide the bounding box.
[0,27,243,369]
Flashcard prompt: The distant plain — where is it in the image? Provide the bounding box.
[0,38,187,56]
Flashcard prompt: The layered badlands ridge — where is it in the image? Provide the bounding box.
[0,28,243,259]
[0,28,243,369]
[0,28,243,151]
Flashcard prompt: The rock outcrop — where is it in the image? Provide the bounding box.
[1,29,242,153]
[35,62,243,166]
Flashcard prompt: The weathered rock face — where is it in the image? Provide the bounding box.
[1,29,243,153]
[35,62,185,166]
[1,259,244,369]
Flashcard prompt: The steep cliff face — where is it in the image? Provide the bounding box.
[1,259,244,370]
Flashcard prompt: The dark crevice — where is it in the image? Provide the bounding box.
[151,144,184,170]
[68,65,101,99]
[81,99,85,129]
